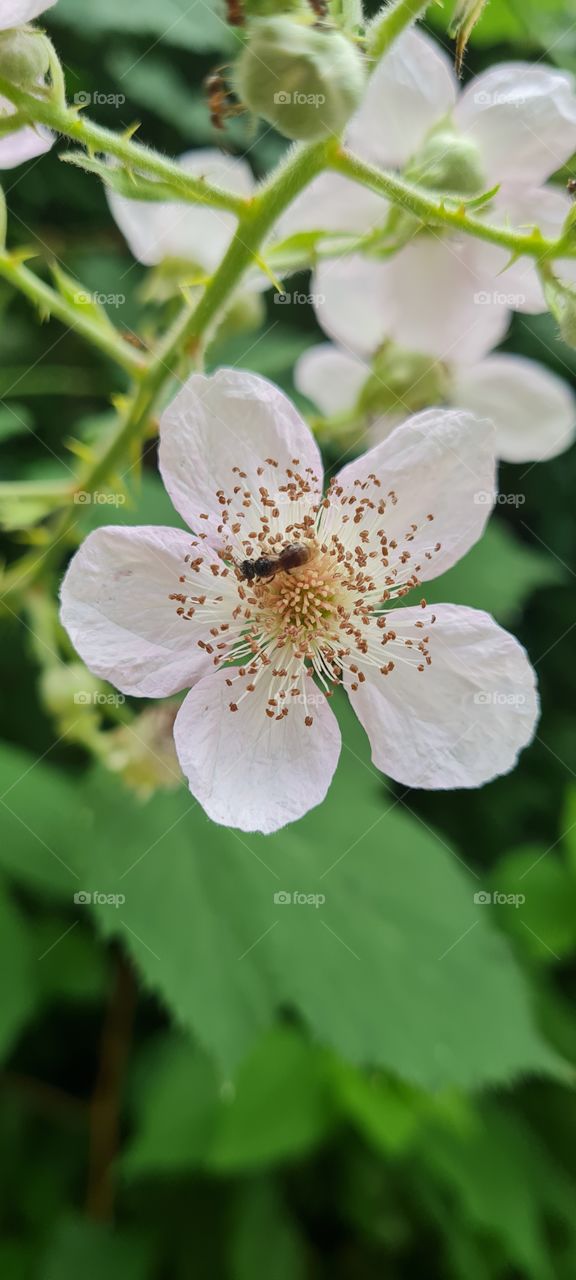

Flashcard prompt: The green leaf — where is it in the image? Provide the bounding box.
[122,1037,220,1179]
[0,877,36,1061]
[42,1218,153,1280]
[0,743,89,898]
[0,403,32,442]
[424,520,563,623]
[74,697,558,1090]
[230,1179,307,1280]
[207,1028,334,1172]
[489,845,576,963]
[52,0,239,54]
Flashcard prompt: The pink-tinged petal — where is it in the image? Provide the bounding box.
[60,525,219,698]
[456,62,576,185]
[473,186,576,315]
[0,0,56,25]
[331,408,496,581]
[315,236,510,363]
[0,112,52,168]
[107,150,253,272]
[345,604,538,789]
[350,28,457,168]
[277,170,387,238]
[452,354,576,463]
[173,667,341,833]
[295,343,368,417]
[159,368,324,544]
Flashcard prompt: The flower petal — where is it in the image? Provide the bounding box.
[60,525,218,697]
[344,604,538,789]
[452,353,576,463]
[349,28,457,168]
[277,170,386,238]
[315,235,510,362]
[331,407,496,581]
[173,667,341,833]
[0,111,52,169]
[456,62,576,185]
[294,343,368,417]
[1,0,56,25]
[107,150,253,271]
[159,368,324,544]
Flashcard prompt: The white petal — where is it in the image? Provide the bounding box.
[276,170,386,239]
[159,368,324,545]
[345,604,538,789]
[452,354,576,463]
[316,236,510,363]
[332,408,496,581]
[350,28,458,168]
[0,111,52,168]
[0,0,56,25]
[60,525,218,698]
[173,667,341,833]
[107,150,253,272]
[294,344,368,417]
[456,62,576,185]
[473,186,576,315]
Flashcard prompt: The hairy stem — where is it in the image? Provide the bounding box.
[368,0,432,62]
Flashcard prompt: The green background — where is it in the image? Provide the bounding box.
[1,0,576,1275]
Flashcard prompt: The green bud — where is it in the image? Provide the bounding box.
[235,16,366,142]
[105,705,181,800]
[0,28,51,89]
[358,344,451,419]
[542,270,576,351]
[39,662,105,720]
[216,289,266,340]
[405,127,486,197]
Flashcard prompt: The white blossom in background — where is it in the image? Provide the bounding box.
[0,0,57,169]
[60,369,538,834]
[296,341,576,464]
[107,150,255,277]
[280,29,576,356]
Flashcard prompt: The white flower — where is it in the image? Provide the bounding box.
[107,149,255,277]
[296,342,576,464]
[0,0,56,169]
[60,369,538,834]
[280,30,576,354]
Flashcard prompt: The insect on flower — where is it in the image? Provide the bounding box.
[60,369,538,835]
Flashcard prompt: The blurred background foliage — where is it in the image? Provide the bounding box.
[1,0,576,1276]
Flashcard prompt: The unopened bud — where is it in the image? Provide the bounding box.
[0,27,51,88]
[235,16,366,142]
[105,704,181,800]
[39,662,105,720]
[358,344,451,419]
[405,128,485,197]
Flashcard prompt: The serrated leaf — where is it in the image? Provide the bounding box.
[0,876,36,1061]
[42,1218,152,1280]
[0,743,89,897]
[122,1038,220,1179]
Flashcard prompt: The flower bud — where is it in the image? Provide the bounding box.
[39,662,105,720]
[542,271,576,351]
[405,128,485,197]
[105,704,181,800]
[235,16,366,142]
[358,344,451,419]
[0,28,51,89]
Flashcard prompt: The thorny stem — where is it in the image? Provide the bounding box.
[368,0,432,63]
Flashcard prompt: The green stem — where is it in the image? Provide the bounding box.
[0,78,249,217]
[0,139,334,608]
[0,254,147,377]
[331,148,576,261]
[368,0,431,62]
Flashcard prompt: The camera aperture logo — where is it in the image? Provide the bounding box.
[74,890,126,908]
[474,889,525,908]
[274,890,326,908]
